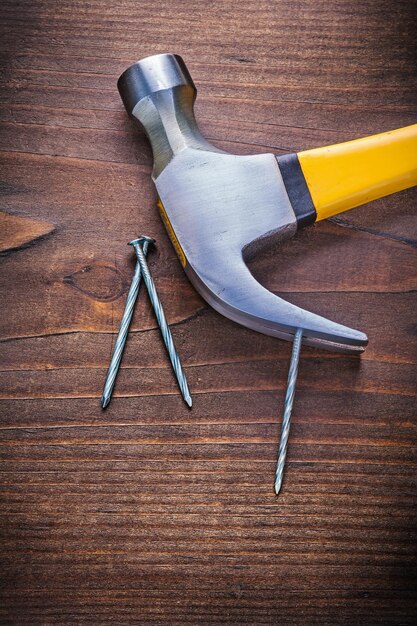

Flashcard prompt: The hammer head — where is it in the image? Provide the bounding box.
[118,53,368,353]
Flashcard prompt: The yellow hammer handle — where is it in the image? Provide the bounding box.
[297,124,417,221]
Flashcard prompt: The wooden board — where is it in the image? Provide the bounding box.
[1,0,416,623]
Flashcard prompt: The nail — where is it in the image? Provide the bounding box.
[274,327,303,494]
[130,236,192,408]
[101,238,151,409]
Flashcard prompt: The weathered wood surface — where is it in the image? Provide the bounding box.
[1,0,416,623]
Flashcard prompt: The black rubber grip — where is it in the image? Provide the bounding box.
[277,153,316,228]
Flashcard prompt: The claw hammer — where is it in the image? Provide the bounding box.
[118,53,417,490]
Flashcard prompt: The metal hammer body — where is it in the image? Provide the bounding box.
[118,53,417,353]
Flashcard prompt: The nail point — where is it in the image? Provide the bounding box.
[101,394,110,409]
[274,480,282,496]
[185,394,193,408]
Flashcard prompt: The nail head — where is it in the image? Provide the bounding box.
[129,235,155,247]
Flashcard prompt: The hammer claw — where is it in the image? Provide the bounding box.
[185,251,368,353]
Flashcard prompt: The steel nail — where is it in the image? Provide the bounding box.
[130,236,192,408]
[274,327,303,494]
[101,238,151,409]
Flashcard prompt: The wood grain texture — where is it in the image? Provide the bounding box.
[0,0,416,624]
[0,211,55,253]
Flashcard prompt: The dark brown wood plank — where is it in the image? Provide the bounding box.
[1,0,416,624]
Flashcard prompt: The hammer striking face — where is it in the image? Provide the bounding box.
[118,53,417,354]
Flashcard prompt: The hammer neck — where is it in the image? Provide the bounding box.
[132,86,220,179]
